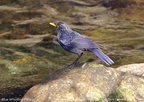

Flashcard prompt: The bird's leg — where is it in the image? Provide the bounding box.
[68,53,83,69]
[72,53,83,65]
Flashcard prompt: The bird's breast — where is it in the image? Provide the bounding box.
[58,35,74,45]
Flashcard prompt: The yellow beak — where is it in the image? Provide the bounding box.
[49,23,56,27]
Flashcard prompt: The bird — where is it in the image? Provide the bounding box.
[49,22,114,68]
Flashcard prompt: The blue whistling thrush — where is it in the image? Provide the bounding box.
[49,22,114,68]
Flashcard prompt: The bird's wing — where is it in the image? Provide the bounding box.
[68,34,103,50]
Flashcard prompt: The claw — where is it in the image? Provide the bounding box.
[67,62,79,69]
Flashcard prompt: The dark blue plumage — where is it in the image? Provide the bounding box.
[49,22,114,67]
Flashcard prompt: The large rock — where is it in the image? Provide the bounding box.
[21,62,144,102]
[116,63,144,77]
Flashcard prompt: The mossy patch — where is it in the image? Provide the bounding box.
[86,87,106,102]
[89,62,104,67]
[109,89,127,102]
[118,86,136,102]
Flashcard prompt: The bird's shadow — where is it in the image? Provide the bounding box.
[41,62,84,84]
[41,58,97,85]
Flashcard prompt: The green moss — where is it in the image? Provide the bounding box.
[86,87,107,102]
[118,86,137,102]
[89,62,104,67]
[137,87,144,97]
[109,89,127,102]
[138,78,144,83]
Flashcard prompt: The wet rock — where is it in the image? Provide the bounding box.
[116,63,144,77]
[21,62,144,102]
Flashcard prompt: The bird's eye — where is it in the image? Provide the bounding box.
[56,25,60,28]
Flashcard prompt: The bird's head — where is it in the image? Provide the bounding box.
[49,22,72,32]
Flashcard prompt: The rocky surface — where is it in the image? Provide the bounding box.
[117,63,144,77]
[21,62,144,102]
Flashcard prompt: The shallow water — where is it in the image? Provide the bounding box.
[1,20,144,99]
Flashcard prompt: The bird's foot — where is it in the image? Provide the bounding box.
[67,62,80,69]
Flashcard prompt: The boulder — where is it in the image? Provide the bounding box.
[21,62,144,102]
[116,63,144,77]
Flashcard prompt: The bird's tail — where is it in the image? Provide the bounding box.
[89,48,114,65]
